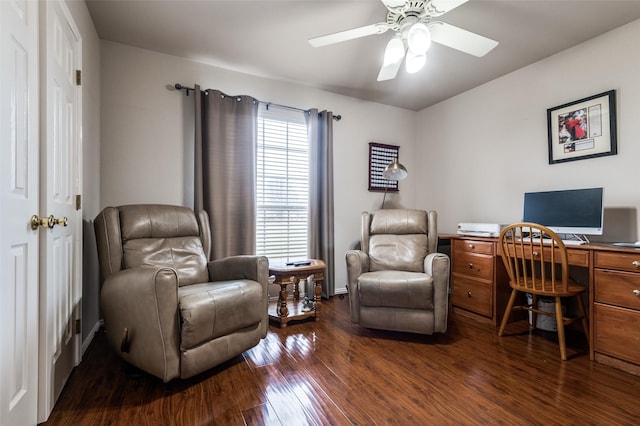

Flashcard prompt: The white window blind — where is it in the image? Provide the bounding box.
[256,105,309,262]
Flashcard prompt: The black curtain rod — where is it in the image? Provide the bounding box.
[174,83,342,121]
[174,83,198,96]
[263,102,342,121]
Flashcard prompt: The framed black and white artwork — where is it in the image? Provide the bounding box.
[368,142,400,192]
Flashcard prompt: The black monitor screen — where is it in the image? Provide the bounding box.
[522,187,604,235]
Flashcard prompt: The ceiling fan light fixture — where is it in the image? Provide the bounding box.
[407,22,432,54]
[308,0,497,83]
[383,36,405,66]
[405,51,426,74]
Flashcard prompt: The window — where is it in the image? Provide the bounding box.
[256,106,309,262]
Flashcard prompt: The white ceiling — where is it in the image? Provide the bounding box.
[86,0,640,111]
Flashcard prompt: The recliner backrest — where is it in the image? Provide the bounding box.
[95,204,210,286]
[362,209,436,272]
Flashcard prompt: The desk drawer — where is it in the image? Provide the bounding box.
[594,251,640,272]
[500,245,589,267]
[452,252,494,280]
[594,269,640,310]
[451,275,492,317]
[453,239,494,255]
[594,303,640,365]
[566,249,590,267]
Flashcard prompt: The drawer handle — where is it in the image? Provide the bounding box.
[469,244,475,249]
[633,261,640,269]
[633,289,640,297]
[467,262,473,269]
[467,291,472,298]
[533,251,539,257]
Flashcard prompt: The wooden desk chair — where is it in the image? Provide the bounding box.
[497,222,589,360]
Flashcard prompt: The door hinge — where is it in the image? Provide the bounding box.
[75,194,81,210]
[75,319,81,335]
[76,70,81,86]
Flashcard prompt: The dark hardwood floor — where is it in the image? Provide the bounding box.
[43,296,639,425]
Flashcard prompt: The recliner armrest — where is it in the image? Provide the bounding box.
[424,252,451,333]
[346,250,370,278]
[345,250,370,323]
[207,255,269,285]
[100,266,181,382]
[207,255,270,337]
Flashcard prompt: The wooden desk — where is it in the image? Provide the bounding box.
[442,233,640,375]
[268,259,325,328]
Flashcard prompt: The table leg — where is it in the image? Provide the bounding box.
[314,279,322,321]
[293,276,300,300]
[277,280,289,317]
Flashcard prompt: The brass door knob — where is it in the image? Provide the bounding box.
[52,216,68,227]
[30,214,69,230]
[31,214,52,230]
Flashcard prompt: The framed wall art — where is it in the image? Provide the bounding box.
[368,142,400,192]
[547,90,617,164]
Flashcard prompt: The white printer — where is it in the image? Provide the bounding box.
[456,223,507,238]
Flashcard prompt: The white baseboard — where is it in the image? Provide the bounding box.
[82,319,104,356]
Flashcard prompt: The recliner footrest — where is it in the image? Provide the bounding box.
[179,280,264,351]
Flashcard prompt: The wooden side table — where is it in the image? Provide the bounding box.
[268,259,326,328]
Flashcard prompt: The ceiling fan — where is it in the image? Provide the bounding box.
[308,0,499,81]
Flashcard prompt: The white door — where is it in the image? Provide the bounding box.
[38,0,82,422]
[0,1,40,425]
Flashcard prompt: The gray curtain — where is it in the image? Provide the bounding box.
[308,109,335,298]
[194,86,259,259]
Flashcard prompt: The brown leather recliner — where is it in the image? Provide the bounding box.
[345,209,450,335]
[94,204,269,382]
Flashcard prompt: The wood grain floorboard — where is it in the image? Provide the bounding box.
[42,296,640,425]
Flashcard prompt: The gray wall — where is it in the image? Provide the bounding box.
[93,15,640,326]
[415,18,640,241]
[99,40,418,296]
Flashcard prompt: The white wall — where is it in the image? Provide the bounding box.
[416,19,640,241]
[100,41,417,294]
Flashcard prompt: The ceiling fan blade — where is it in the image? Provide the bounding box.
[308,23,389,47]
[380,0,406,8]
[428,21,498,57]
[377,59,403,81]
[428,0,470,16]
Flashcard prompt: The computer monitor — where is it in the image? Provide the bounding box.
[522,187,604,235]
